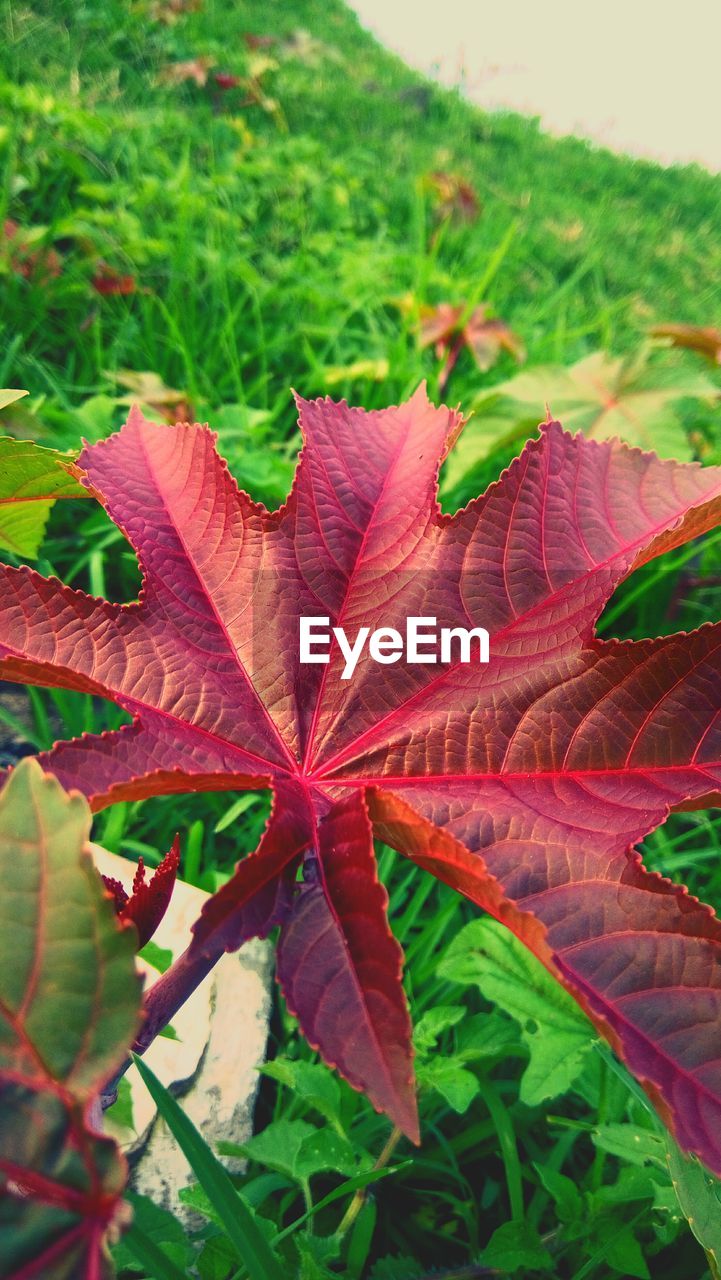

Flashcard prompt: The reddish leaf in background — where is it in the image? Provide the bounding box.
[91,263,137,297]
[150,0,202,24]
[214,72,242,90]
[5,393,721,1166]
[244,33,276,51]
[419,301,525,389]
[159,56,214,87]
[102,838,180,948]
[651,322,721,365]
[425,171,480,222]
[3,219,62,284]
[111,368,194,425]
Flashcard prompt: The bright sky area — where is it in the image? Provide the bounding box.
[350,0,721,172]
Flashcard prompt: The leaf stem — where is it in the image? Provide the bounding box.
[336,1126,402,1237]
[101,938,224,1107]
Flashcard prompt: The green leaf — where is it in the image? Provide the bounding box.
[0,759,141,1279]
[119,1223,190,1280]
[260,1057,345,1134]
[106,1076,136,1135]
[439,917,596,1104]
[442,349,715,497]
[454,1011,520,1063]
[667,1138,721,1276]
[295,1232,343,1280]
[113,1192,191,1278]
[197,1233,239,1280]
[533,1162,583,1223]
[412,1004,465,1051]
[237,1117,361,1182]
[369,1256,424,1280]
[416,1058,479,1113]
[605,1225,650,1279]
[592,1123,667,1168]
[0,436,87,557]
[592,1165,661,1208]
[139,939,174,974]
[133,1052,286,1280]
[112,1190,191,1270]
[480,1220,552,1273]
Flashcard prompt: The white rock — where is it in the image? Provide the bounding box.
[90,844,272,1214]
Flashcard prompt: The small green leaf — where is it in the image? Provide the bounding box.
[412,1004,465,1051]
[605,1225,650,1279]
[112,1192,191,1275]
[0,435,88,557]
[481,1220,552,1273]
[417,1058,479,1113]
[133,1052,285,1280]
[667,1137,721,1275]
[439,917,596,1104]
[260,1057,345,1134]
[533,1162,583,1222]
[106,1076,135,1134]
[295,1232,343,1280]
[237,1117,361,1182]
[593,1123,667,1168]
[139,939,174,974]
[118,1221,190,1280]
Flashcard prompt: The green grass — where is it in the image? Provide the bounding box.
[2,1,721,1277]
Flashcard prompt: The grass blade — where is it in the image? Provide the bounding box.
[120,1220,190,1280]
[132,1053,285,1280]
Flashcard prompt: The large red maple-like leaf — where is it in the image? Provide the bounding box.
[3,392,721,1165]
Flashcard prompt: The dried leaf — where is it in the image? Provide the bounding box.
[651,323,721,365]
[0,391,28,412]
[109,369,193,424]
[159,56,214,88]
[425,172,480,223]
[3,220,62,284]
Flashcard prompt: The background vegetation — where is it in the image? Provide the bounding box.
[2,0,721,1275]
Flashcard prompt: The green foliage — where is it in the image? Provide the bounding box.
[0,760,140,1279]
[439,917,598,1105]
[133,1053,286,1280]
[667,1144,721,1276]
[442,347,717,507]
[0,436,86,556]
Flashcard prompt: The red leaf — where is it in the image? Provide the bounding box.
[214,72,242,90]
[3,219,62,284]
[5,393,721,1162]
[425,172,480,222]
[419,302,525,388]
[276,791,417,1139]
[103,838,180,948]
[91,263,137,296]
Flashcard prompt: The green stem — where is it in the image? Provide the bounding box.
[337,1126,402,1237]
